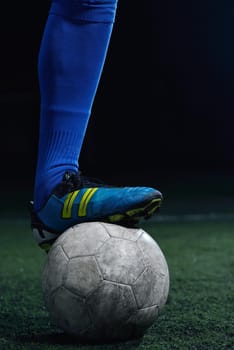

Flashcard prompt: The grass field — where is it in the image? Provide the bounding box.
[0,208,233,349]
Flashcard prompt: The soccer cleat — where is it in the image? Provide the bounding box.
[30,171,163,252]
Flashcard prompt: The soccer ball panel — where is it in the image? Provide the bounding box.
[49,286,91,336]
[96,238,145,284]
[100,222,143,241]
[87,281,137,328]
[42,245,68,299]
[125,305,159,335]
[65,256,102,297]
[159,270,170,310]
[137,232,170,309]
[132,265,168,309]
[137,231,169,275]
[59,222,110,258]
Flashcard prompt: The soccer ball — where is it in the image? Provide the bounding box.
[42,222,169,342]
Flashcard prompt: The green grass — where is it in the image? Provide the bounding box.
[0,216,233,350]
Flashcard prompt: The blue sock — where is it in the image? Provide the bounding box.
[33,0,118,211]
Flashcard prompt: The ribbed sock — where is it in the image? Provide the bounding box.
[33,0,118,211]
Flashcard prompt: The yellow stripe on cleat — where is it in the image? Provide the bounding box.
[126,198,162,217]
[107,213,126,223]
[78,188,98,217]
[147,198,162,216]
[62,190,80,219]
[126,207,143,217]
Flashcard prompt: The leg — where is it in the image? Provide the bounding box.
[34,0,118,212]
[31,0,163,252]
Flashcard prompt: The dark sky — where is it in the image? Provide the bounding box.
[1,1,234,182]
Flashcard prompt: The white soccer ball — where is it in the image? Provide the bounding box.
[42,222,170,342]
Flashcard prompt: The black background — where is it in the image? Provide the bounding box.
[1,1,234,187]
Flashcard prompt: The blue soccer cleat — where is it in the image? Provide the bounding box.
[30,171,163,252]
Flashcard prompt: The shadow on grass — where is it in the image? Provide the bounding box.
[15,331,143,348]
